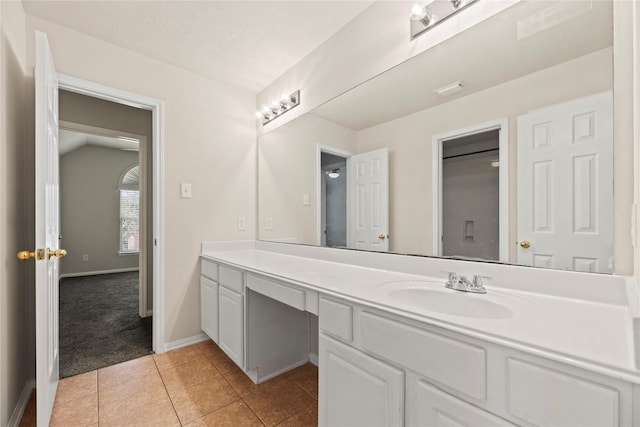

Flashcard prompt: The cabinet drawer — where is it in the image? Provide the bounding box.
[201,259,218,281]
[360,311,486,400]
[246,273,305,311]
[319,297,352,342]
[219,265,244,294]
[507,358,619,427]
[407,379,515,427]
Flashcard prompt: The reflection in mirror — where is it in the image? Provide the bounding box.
[259,0,617,274]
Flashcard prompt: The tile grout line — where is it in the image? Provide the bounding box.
[200,347,265,426]
[152,354,184,425]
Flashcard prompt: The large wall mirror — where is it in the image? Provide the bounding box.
[259,0,624,274]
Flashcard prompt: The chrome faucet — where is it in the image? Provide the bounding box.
[444,272,489,294]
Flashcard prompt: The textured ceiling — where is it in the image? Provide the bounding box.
[22,0,373,93]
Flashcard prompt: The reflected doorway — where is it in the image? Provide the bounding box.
[442,130,500,260]
[433,118,508,262]
[320,151,349,248]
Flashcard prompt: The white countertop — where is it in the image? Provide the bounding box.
[201,241,640,383]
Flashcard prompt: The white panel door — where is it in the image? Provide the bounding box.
[35,31,61,427]
[347,148,389,251]
[517,92,613,272]
[319,334,403,427]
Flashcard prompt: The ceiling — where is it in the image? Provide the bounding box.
[312,0,612,130]
[22,0,373,93]
[59,129,139,155]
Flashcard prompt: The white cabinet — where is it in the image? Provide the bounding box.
[200,259,219,343]
[407,378,515,427]
[319,334,404,427]
[200,276,219,342]
[218,285,244,368]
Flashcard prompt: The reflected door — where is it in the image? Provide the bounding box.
[348,148,389,252]
[517,91,613,273]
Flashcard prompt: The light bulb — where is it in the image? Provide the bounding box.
[255,111,263,119]
[280,94,291,104]
[410,3,427,21]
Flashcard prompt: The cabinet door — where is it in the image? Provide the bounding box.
[200,276,218,343]
[407,378,515,427]
[319,334,403,427]
[218,285,244,369]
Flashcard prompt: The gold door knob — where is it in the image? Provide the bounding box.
[378,234,386,240]
[47,248,67,259]
[17,248,45,260]
[520,240,531,249]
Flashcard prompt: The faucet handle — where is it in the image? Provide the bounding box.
[472,275,492,287]
[441,271,459,282]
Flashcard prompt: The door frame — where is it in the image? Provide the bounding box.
[58,73,166,353]
[58,121,149,318]
[432,117,509,262]
[316,144,354,246]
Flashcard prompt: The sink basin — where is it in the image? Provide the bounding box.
[387,287,513,319]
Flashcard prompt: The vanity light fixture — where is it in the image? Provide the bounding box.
[410,0,478,40]
[256,90,300,125]
[434,81,464,97]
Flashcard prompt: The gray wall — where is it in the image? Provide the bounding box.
[59,90,153,312]
[0,2,31,425]
[60,145,140,275]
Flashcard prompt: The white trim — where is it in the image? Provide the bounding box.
[432,117,509,262]
[634,1,640,280]
[309,352,319,366]
[7,380,35,427]
[58,73,166,353]
[315,144,354,246]
[146,310,153,317]
[164,333,209,352]
[59,268,139,279]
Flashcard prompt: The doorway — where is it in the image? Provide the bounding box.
[58,80,164,372]
[433,118,508,261]
[442,130,500,260]
[56,90,155,376]
[320,151,348,248]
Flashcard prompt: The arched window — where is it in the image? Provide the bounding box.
[119,164,140,254]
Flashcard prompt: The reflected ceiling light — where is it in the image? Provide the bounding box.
[410,2,433,26]
[327,169,340,179]
[410,0,478,40]
[256,90,300,126]
[491,160,500,168]
[434,81,464,96]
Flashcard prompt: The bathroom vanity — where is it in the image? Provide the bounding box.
[201,240,640,426]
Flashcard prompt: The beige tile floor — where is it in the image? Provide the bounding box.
[20,340,318,427]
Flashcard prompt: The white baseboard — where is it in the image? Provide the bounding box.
[309,352,319,366]
[60,268,139,279]
[163,333,209,352]
[7,379,35,427]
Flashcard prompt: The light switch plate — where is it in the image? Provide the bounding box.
[180,183,192,198]
[303,194,310,205]
[265,217,273,230]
